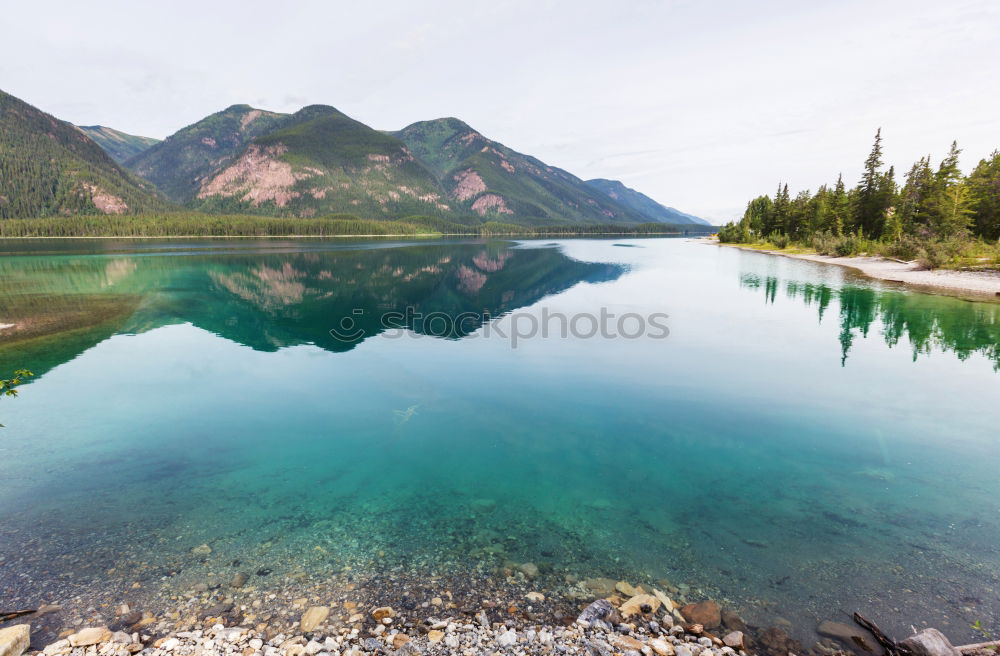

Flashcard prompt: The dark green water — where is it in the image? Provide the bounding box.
[0,238,998,642]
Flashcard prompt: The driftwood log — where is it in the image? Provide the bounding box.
[0,609,36,622]
[853,612,906,656]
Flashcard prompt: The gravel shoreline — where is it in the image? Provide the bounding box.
[1,552,985,656]
[4,572,765,656]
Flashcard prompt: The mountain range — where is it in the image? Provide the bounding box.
[0,90,168,219]
[0,88,710,226]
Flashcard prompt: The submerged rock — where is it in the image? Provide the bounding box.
[582,578,618,597]
[191,544,212,556]
[0,625,30,656]
[758,626,803,656]
[817,620,883,654]
[680,601,721,629]
[518,562,539,578]
[616,581,642,596]
[300,606,329,632]
[721,608,748,633]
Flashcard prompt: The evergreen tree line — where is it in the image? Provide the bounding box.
[719,130,1000,267]
[0,213,711,238]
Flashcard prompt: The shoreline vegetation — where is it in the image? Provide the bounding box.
[0,214,713,239]
[716,130,1000,277]
[709,238,1000,299]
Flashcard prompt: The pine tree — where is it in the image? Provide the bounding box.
[787,189,811,238]
[897,156,934,233]
[809,184,832,234]
[966,150,1000,240]
[768,183,790,236]
[928,142,969,236]
[935,184,973,236]
[854,129,892,238]
[936,141,962,187]
[831,174,849,236]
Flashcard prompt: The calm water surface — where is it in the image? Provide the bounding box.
[0,237,998,642]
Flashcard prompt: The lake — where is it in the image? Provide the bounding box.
[0,237,998,645]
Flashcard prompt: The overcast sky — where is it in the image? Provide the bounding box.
[2,0,998,221]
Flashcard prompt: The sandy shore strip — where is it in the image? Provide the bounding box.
[708,240,1000,299]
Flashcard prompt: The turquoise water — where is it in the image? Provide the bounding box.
[0,238,998,642]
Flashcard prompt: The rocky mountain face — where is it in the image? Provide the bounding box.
[393,118,647,225]
[124,104,293,203]
[0,89,167,219]
[124,104,452,218]
[190,106,453,218]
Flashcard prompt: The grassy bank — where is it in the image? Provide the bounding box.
[0,213,713,239]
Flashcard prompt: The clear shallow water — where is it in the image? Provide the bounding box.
[0,238,998,643]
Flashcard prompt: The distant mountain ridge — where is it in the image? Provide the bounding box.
[393,118,645,225]
[585,178,710,225]
[1,88,707,227]
[0,89,167,219]
[124,104,454,218]
[75,125,160,164]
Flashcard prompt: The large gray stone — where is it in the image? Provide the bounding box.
[900,629,960,656]
[577,599,613,626]
[0,625,29,656]
[584,640,613,656]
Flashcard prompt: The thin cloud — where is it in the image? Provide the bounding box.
[1,0,996,219]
